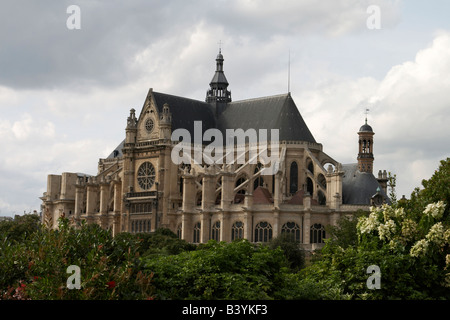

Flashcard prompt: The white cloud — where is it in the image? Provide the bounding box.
[298,31,450,198]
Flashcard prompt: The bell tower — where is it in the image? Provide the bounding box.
[206,49,231,116]
[357,117,375,173]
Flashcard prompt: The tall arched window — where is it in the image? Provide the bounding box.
[211,221,221,241]
[231,221,244,241]
[306,177,314,195]
[234,175,247,203]
[289,161,298,194]
[254,221,273,242]
[177,223,182,239]
[193,222,201,243]
[253,163,264,190]
[281,222,301,242]
[310,223,326,243]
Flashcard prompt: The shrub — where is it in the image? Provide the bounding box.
[0,218,154,300]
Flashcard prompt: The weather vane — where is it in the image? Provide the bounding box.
[365,108,370,124]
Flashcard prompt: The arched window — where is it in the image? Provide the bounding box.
[253,163,264,190]
[193,222,201,243]
[234,175,247,203]
[281,222,301,242]
[254,221,273,242]
[289,161,298,194]
[318,173,326,189]
[177,223,182,239]
[310,223,326,243]
[211,221,221,241]
[306,177,314,194]
[231,221,244,241]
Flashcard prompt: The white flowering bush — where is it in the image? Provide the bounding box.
[424,201,446,219]
[357,202,449,257]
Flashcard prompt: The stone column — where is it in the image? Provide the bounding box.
[219,212,230,242]
[200,212,210,243]
[272,210,280,239]
[221,170,234,211]
[74,184,84,221]
[99,179,109,228]
[243,210,253,242]
[202,167,216,212]
[303,211,311,244]
[181,211,191,242]
[86,178,97,224]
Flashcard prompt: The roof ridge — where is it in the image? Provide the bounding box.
[229,92,289,104]
[152,91,210,105]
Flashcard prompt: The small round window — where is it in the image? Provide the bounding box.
[137,162,156,190]
[145,118,154,133]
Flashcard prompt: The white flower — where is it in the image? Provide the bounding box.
[423,201,446,219]
[444,229,450,244]
[410,239,429,258]
[425,222,445,246]
[401,219,417,241]
[378,219,396,242]
[357,212,380,234]
[394,207,405,220]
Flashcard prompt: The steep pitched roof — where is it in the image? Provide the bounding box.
[152,91,216,139]
[216,93,316,143]
[106,91,317,158]
[342,163,390,205]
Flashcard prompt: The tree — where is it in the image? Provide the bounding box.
[269,233,305,271]
[0,213,40,243]
[298,158,450,299]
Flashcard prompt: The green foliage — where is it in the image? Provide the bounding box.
[299,158,450,300]
[134,228,196,256]
[0,214,40,243]
[268,233,305,271]
[0,218,154,300]
[407,158,450,223]
[143,239,290,300]
[326,210,367,249]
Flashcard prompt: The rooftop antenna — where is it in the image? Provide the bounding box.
[288,49,291,93]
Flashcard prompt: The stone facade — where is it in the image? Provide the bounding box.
[40,52,389,250]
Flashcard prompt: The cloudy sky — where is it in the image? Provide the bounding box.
[1,0,449,216]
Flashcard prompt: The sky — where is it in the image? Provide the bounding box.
[0,0,449,216]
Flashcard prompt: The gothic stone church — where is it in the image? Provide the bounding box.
[40,51,390,251]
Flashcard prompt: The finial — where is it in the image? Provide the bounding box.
[218,40,222,53]
[364,108,370,124]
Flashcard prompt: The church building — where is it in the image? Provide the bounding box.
[40,51,390,251]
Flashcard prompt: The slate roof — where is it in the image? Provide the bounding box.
[106,91,317,159]
[152,91,217,139]
[342,163,390,205]
[217,93,316,143]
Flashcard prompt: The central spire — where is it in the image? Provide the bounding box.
[206,49,231,104]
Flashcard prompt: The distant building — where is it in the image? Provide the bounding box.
[40,51,390,251]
